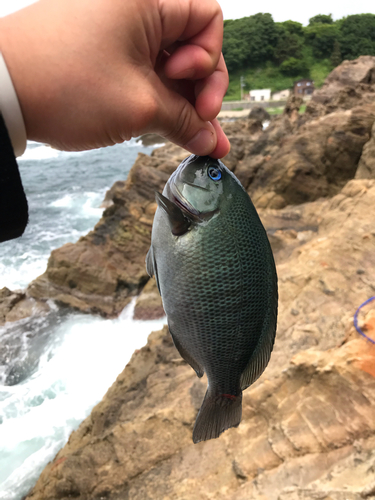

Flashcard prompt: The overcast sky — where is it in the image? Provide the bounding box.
[0,0,374,25]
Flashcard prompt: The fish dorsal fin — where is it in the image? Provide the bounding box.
[155,191,191,236]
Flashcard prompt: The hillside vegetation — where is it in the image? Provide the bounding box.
[223,13,375,100]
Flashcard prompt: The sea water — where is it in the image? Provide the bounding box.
[0,140,166,499]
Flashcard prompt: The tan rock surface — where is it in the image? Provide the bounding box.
[24,180,375,500]
[306,55,375,117]
[247,104,375,208]
[133,278,164,320]
[356,120,375,179]
[24,330,375,500]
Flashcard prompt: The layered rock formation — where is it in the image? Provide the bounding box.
[25,179,375,499]
[24,331,375,500]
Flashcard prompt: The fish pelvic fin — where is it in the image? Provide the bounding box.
[192,390,242,444]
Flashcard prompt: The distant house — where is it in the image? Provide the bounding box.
[294,79,314,96]
[249,89,271,102]
[272,89,290,100]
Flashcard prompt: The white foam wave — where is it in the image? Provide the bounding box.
[49,193,73,208]
[0,300,166,499]
[0,257,48,291]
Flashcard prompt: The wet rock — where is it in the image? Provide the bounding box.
[133,278,164,320]
[27,149,183,317]
[0,287,50,326]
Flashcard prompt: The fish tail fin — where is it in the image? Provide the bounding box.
[192,390,242,444]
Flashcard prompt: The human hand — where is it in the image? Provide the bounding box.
[0,0,230,158]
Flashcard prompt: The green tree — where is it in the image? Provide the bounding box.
[223,13,278,72]
[280,57,309,77]
[309,14,333,25]
[279,20,304,36]
[330,40,342,67]
[338,14,375,59]
[305,23,339,58]
[275,22,304,63]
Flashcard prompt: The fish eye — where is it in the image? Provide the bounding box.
[207,166,222,181]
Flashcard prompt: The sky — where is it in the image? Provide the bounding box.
[0,0,374,24]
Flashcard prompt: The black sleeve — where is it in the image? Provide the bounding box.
[0,114,28,242]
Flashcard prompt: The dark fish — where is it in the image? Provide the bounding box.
[146,155,278,443]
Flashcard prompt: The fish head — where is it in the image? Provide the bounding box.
[164,155,241,220]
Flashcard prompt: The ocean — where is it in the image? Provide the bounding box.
[0,140,167,499]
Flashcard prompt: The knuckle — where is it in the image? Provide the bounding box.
[166,101,194,143]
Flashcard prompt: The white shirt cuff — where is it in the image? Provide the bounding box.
[0,52,27,157]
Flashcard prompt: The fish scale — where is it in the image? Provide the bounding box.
[146,155,278,443]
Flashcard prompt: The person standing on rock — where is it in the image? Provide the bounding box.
[0,0,230,243]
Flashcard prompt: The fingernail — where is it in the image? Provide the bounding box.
[185,127,216,156]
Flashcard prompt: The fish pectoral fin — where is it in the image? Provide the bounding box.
[155,191,191,236]
[145,246,161,294]
[168,326,204,378]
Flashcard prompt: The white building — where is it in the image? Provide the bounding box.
[249,89,271,102]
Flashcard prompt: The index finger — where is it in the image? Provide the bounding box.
[159,0,224,80]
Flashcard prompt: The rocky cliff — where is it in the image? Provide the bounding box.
[24,177,375,499]
[13,56,375,499]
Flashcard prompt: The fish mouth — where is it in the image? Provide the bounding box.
[167,183,203,222]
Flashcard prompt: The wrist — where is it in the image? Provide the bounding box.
[0,52,26,157]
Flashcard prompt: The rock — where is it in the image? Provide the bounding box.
[248,106,271,122]
[356,121,375,179]
[0,287,50,326]
[100,180,126,208]
[248,105,375,208]
[283,94,303,122]
[306,56,375,117]
[27,147,186,317]
[133,278,164,320]
[23,330,375,500]
[24,179,375,500]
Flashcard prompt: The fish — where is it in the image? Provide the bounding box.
[146,155,278,443]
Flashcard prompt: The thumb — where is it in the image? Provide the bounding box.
[151,84,217,156]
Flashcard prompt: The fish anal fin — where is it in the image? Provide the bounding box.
[168,326,204,378]
[240,327,276,390]
[155,191,191,236]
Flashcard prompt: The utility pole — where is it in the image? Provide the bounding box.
[240,76,244,101]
